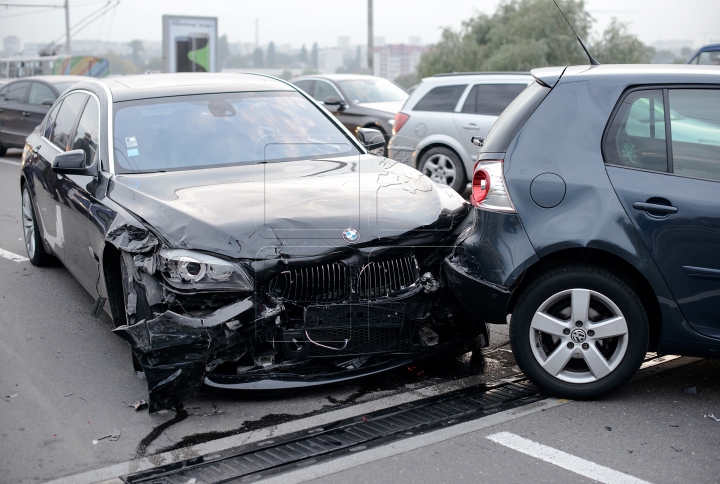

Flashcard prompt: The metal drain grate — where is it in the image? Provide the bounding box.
[121,377,540,483]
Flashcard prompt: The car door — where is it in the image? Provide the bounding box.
[33,91,88,268]
[0,81,29,148]
[24,81,56,136]
[452,83,528,159]
[604,87,720,339]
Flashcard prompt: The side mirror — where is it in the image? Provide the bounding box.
[41,98,55,106]
[357,127,385,151]
[471,136,484,147]
[323,96,347,110]
[51,149,96,175]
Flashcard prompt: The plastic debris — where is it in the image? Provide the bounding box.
[5,394,18,398]
[133,399,148,411]
[93,429,121,444]
[605,426,612,431]
[704,413,720,422]
[683,387,697,394]
[136,371,146,380]
[64,393,73,397]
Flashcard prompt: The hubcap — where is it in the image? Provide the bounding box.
[422,154,457,186]
[22,188,36,259]
[529,288,629,384]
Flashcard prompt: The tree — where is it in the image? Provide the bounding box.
[417,0,652,77]
[300,44,308,63]
[310,43,318,69]
[266,42,276,67]
[128,39,145,68]
[253,47,264,68]
[590,18,654,64]
[218,34,229,69]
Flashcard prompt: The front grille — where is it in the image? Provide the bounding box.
[305,324,415,356]
[270,263,350,303]
[357,255,419,300]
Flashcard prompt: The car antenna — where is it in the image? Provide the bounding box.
[551,0,600,66]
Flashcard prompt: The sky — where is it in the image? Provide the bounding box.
[1,0,719,50]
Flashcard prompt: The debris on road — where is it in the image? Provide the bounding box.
[93,429,121,444]
[704,413,720,422]
[5,394,18,398]
[123,399,149,411]
[407,365,425,377]
[64,393,73,397]
[683,387,697,394]
[605,426,612,431]
[136,371,146,380]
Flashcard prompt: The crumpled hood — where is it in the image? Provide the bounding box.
[108,154,468,260]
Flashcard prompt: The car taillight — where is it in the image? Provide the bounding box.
[470,159,516,213]
[392,112,410,136]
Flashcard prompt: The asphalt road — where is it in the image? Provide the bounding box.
[1,149,718,484]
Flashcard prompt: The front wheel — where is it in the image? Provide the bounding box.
[22,185,54,266]
[510,265,648,399]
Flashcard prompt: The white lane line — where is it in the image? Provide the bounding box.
[0,248,29,262]
[259,398,570,484]
[0,158,21,166]
[486,432,652,484]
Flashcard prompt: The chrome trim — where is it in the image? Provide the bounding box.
[80,79,115,175]
[40,89,103,158]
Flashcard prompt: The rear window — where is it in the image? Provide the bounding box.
[461,84,529,116]
[412,85,467,112]
[480,81,550,153]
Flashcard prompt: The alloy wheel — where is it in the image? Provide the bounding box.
[529,288,629,384]
[22,188,36,260]
[422,154,457,186]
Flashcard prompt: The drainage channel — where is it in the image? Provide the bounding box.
[120,375,541,484]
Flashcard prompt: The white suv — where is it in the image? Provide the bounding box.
[388,73,532,192]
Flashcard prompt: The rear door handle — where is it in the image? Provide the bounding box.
[22,111,30,116]
[463,123,479,130]
[632,202,678,214]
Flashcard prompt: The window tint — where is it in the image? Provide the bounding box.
[461,84,528,116]
[44,101,62,139]
[697,51,720,66]
[28,83,56,105]
[668,89,720,181]
[51,92,88,150]
[293,80,316,95]
[313,80,341,103]
[5,81,29,102]
[603,90,667,172]
[413,85,467,112]
[71,99,99,166]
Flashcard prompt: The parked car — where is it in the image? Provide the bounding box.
[290,74,408,150]
[444,64,720,399]
[0,75,86,155]
[686,43,720,65]
[20,73,485,412]
[387,73,533,193]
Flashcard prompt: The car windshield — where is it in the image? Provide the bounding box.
[337,78,408,104]
[113,91,359,174]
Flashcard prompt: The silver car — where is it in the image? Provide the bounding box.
[388,73,532,192]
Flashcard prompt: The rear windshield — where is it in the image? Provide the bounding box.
[113,91,359,174]
[480,81,550,153]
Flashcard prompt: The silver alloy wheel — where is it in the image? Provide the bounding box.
[529,288,629,384]
[422,153,457,186]
[22,188,36,260]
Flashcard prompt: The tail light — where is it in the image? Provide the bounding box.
[392,112,410,136]
[470,159,516,213]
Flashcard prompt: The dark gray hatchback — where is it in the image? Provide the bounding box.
[445,64,720,398]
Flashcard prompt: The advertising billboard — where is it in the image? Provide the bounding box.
[162,15,218,73]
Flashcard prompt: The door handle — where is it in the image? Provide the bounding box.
[463,123,479,130]
[632,201,678,214]
[22,111,30,116]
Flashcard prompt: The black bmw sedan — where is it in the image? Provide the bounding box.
[19,73,484,412]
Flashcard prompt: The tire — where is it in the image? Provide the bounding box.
[509,264,648,399]
[418,146,467,193]
[21,184,54,266]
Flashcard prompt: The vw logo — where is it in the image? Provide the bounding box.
[571,328,587,344]
[342,227,359,244]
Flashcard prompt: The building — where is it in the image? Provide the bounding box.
[3,36,22,57]
[372,44,426,80]
[318,48,344,74]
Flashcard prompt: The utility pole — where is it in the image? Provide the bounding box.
[64,0,71,54]
[367,0,373,74]
[255,18,259,48]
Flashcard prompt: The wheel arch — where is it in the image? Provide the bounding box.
[101,242,127,327]
[506,247,662,351]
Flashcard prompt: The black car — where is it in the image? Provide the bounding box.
[291,74,408,148]
[445,64,720,399]
[20,73,485,412]
[0,75,86,155]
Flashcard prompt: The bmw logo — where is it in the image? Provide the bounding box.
[342,228,359,244]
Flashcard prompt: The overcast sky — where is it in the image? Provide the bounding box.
[1,0,719,50]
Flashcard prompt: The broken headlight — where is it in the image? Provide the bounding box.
[158,249,254,292]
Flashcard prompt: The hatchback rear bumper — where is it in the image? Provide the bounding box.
[444,256,512,325]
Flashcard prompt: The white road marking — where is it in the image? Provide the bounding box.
[0,158,21,166]
[486,432,652,484]
[0,248,29,262]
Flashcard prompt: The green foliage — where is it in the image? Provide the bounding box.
[394,73,418,90]
[105,50,138,75]
[253,47,264,68]
[128,39,145,68]
[417,0,652,77]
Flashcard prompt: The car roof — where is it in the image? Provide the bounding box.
[2,75,88,85]
[90,72,295,102]
[419,72,533,85]
[697,43,720,52]
[290,74,384,82]
[557,63,720,85]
